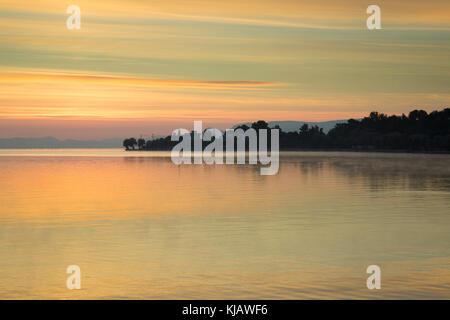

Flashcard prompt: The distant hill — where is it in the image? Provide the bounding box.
[0,120,351,148]
[0,137,124,149]
[232,120,351,133]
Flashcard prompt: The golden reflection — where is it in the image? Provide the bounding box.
[0,152,449,299]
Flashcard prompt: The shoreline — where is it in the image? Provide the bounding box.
[124,148,450,155]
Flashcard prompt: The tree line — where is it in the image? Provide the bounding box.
[123,108,450,152]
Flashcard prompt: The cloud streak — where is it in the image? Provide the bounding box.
[0,72,283,90]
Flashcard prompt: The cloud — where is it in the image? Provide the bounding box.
[0,71,283,89]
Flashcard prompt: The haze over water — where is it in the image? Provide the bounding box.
[0,149,449,299]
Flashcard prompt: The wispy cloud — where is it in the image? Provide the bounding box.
[0,71,283,89]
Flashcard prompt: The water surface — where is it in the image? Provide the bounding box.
[0,149,449,299]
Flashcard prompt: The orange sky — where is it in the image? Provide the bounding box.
[1,0,449,138]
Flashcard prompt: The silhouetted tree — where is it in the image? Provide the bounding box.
[123,138,132,150]
[123,138,137,150]
[251,120,269,131]
[124,108,450,152]
[138,138,146,150]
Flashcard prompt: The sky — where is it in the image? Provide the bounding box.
[1,0,449,139]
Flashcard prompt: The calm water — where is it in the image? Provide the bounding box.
[0,149,449,299]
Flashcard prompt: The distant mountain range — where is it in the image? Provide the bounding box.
[0,137,124,149]
[232,120,350,133]
[0,120,351,148]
